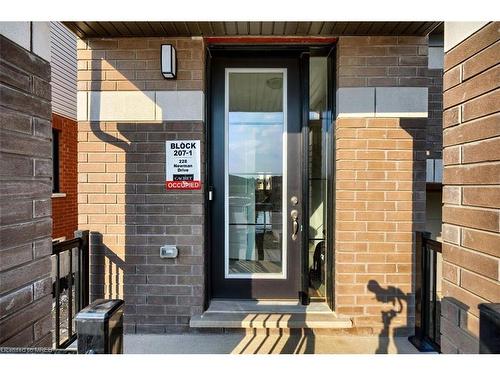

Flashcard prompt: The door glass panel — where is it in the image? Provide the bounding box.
[308,57,328,298]
[226,70,286,278]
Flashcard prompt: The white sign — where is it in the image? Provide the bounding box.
[165,140,201,190]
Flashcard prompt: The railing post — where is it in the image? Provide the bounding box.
[68,248,73,338]
[55,252,60,348]
[409,231,435,352]
[421,231,431,342]
[52,233,91,349]
[75,230,90,309]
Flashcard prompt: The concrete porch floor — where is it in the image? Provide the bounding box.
[124,333,426,354]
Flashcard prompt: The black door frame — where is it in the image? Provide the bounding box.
[203,43,336,308]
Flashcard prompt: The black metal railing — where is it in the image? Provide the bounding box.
[52,230,89,349]
[410,231,442,352]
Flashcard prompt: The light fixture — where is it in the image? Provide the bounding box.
[161,44,176,79]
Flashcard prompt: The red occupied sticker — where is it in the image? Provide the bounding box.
[165,180,201,190]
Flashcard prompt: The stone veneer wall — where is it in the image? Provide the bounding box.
[0,35,53,347]
[334,36,428,335]
[440,21,500,353]
[77,37,205,333]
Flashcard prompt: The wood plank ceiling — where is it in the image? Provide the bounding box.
[63,21,441,38]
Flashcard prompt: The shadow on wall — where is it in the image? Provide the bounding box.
[337,117,427,353]
[401,116,427,344]
[348,117,427,353]
[79,37,208,334]
[368,280,410,354]
[88,122,130,304]
[91,232,127,303]
[440,296,480,354]
[87,121,130,315]
[86,112,206,334]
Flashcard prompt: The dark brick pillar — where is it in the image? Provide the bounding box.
[427,68,443,159]
[0,35,53,347]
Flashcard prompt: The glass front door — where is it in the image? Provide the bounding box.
[225,69,287,279]
[210,51,303,299]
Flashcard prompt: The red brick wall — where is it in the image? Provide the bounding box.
[52,113,78,239]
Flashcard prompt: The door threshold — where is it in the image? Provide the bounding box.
[190,299,352,329]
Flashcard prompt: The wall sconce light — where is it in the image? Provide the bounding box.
[161,44,176,79]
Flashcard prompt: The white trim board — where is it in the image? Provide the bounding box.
[77,90,204,122]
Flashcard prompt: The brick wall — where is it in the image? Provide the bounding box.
[441,22,500,354]
[335,36,428,335]
[52,113,78,239]
[337,36,429,88]
[77,37,205,333]
[0,35,53,347]
[335,118,426,334]
[77,37,203,91]
[77,34,434,336]
[427,67,443,159]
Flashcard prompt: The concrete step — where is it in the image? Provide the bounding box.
[190,312,353,329]
[190,300,352,330]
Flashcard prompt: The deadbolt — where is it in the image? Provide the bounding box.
[290,196,298,206]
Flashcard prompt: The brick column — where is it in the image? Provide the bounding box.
[441,21,499,353]
[334,36,428,335]
[0,35,53,347]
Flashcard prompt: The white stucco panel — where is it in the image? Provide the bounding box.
[375,87,428,118]
[336,87,375,118]
[88,91,157,121]
[155,91,204,121]
[77,92,88,121]
[32,22,51,62]
[428,46,444,69]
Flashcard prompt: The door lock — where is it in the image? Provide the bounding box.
[291,209,299,241]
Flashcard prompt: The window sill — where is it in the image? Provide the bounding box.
[52,192,67,198]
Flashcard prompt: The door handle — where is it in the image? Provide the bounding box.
[291,209,299,241]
